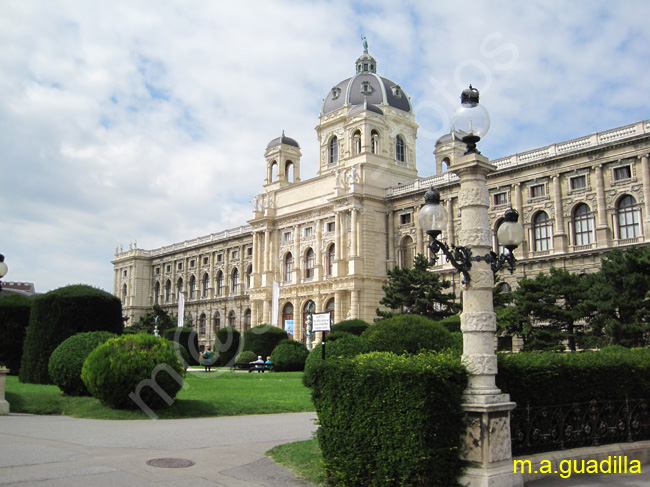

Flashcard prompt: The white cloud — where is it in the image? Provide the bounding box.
[1,0,649,293]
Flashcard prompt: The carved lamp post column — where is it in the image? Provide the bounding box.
[419,86,524,487]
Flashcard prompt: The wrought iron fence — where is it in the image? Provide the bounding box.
[511,398,650,457]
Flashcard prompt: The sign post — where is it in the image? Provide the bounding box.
[312,312,331,360]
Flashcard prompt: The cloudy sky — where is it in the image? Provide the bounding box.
[2,0,649,294]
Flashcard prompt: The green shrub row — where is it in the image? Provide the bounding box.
[213,326,242,366]
[311,351,467,487]
[242,324,288,358]
[0,293,32,374]
[163,327,199,366]
[497,348,650,407]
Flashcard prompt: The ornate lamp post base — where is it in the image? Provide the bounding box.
[0,368,10,415]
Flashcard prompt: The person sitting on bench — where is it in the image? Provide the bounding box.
[249,355,265,372]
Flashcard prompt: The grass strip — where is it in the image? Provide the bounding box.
[266,438,324,485]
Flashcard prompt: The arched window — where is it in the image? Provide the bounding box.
[231,268,239,294]
[216,271,224,296]
[122,284,127,301]
[305,248,315,279]
[325,298,335,322]
[154,282,160,304]
[189,275,196,299]
[400,235,414,268]
[244,309,252,330]
[396,135,405,162]
[573,203,593,246]
[202,273,209,297]
[617,195,641,240]
[282,302,294,337]
[165,280,172,303]
[176,278,184,297]
[329,136,338,164]
[199,313,206,336]
[228,310,236,328]
[214,311,221,332]
[353,130,361,155]
[246,265,252,289]
[284,252,293,282]
[327,244,335,276]
[285,161,294,182]
[270,160,278,182]
[371,130,379,154]
[532,211,552,251]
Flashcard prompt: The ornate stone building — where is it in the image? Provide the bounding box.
[113,47,650,351]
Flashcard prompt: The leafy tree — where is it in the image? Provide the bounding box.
[587,247,650,347]
[510,267,592,351]
[377,253,460,320]
[129,304,175,336]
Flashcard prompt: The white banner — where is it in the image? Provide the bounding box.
[312,312,331,332]
[177,292,185,328]
[271,280,279,327]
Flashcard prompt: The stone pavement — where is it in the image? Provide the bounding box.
[0,412,319,486]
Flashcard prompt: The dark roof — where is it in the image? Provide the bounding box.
[266,132,300,149]
[347,101,384,117]
[321,73,411,115]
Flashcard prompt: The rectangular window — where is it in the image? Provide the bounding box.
[155,267,160,275]
[232,250,239,260]
[530,184,545,198]
[570,176,586,190]
[178,262,183,271]
[304,227,313,238]
[190,260,195,268]
[203,257,209,265]
[283,231,293,242]
[493,192,508,205]
[400,213,411,225]
[123,269,128,277]
[216,254,223,262]
[614,166,631,181]
[327,222,335,233]
[166,265,171,273]
[247,247,253,256]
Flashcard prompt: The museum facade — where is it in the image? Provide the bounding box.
[112,47,650,351]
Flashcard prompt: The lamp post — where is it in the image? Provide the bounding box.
[0,254,7,293]
[419,87,524,487]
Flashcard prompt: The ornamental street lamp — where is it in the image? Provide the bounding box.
[424,86,523,487]
[0,255,7,292]
[418,188,524,285]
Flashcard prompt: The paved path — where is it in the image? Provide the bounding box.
[0,412,319,486]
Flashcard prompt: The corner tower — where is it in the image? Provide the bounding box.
[317,42,418,190]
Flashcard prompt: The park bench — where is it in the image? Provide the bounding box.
[230,362,272,373]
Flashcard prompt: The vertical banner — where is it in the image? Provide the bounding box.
[271,280,279,327]
[177,292,185,328]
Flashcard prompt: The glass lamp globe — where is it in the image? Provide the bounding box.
[450,85,490,153]
[0,255,6,279]
[418,188,449,238]
[497,209,525,251]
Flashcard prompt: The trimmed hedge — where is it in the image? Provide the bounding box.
[81,333,185,410]
[0,293,33,374]
[163,327,200,366]
[20,285,123,384]
[270,339,309,372]
[361,314,455,355]
[311,351,467,487]
[48,331,118,396]
[497,348,650,408]
[242,324,288,358]
[236,350,258,363]
[330,318,371,336]
[303,334,371,387]
[213,326,242,366]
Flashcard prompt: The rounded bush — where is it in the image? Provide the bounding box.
[270,339,309,372]
[437,314,461,333]
[362,314,454,355]
[236,350,258,363]
[213,326,241,366]
[20,284,123,384]
[303,334,371,387]
[242,324,288,358]
[81,334,185,410]
[324,331,352,342]
[48,331,118,396]
[330,319,371,336]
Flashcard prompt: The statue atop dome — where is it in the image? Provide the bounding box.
[361,34,368,52]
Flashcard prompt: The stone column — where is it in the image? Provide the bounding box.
[0,368,9,415]
[350,208,358,258]
[451,152,523,487]
[387,211,396,268]
[293,225,301,281]
[513,183,528,257]
[552,175,567,252]
[642,155,650,237]
[594,164,612,246]
[315,219,323,280]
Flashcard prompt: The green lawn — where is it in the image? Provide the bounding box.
[266,438,324,485]
[4,369,314,420]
